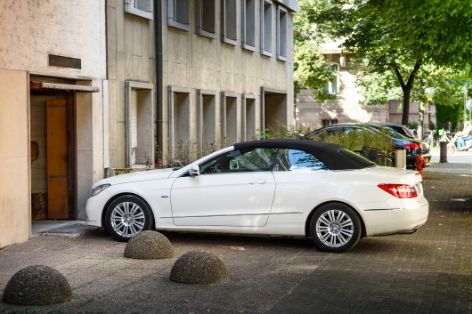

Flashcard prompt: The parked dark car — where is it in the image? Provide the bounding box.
[309,123,424,169]
[369,123,415,138]
[366,123,431,165]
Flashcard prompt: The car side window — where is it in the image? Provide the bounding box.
[199,148,276,175]
[273,149,328,172]
[325,127,338,136]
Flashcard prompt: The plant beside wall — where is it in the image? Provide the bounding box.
[309,129,395,166]
[260,124,312,140]
[261,124,395,166]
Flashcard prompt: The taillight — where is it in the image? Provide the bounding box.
[378,183,418,198]
[403,143,420,150]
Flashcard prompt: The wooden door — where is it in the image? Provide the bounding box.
[47,99,69,219]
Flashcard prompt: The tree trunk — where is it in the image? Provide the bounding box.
[392,60,422,126]
[401,86,412,125]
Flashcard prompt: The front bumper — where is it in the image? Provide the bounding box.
[85,195,107,227]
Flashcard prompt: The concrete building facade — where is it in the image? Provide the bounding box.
[106,0,298,169]
[106,0,156,170]
[0,0,298,248]
[159,0,297,162]
[0,0,106,247]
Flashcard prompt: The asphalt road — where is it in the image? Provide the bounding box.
[430,150,472,164]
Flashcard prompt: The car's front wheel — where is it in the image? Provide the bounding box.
[309,203,361,252]
[104,195,155,241]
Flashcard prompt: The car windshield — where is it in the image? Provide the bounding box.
[370,125,410,140]
[391,125,415,138]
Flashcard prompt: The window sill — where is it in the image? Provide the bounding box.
[197,29,216,39]
[168,20,190,32]
[242,44,256,52]
[277,55,287,62]
[125,6,153,20]
[222,37,239,46]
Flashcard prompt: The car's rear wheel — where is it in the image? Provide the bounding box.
[104,195,155,242]
[309,203,361,252]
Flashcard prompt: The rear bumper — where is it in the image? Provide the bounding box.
[361,198,429,236]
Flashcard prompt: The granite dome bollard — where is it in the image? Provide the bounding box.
[170,251,229,284]
[3,265,72,305]
[124,230,174,259]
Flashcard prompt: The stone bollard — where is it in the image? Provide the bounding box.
[124,230,174,259]
[170,251,229,284]
[3,265,71,305]
[440,141,448,163]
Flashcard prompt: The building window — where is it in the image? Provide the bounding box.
[276,6,287,60]
[197,0,216,38]
[167,0,190,31]
[326,63,339,94]
[322,119,338,127]
[243,94,257,140]
[261,0,273,56]
[222,0,239,45]
[242,0,256,50]
[125,81,155,168]
[125,0,153,20]
[197,90,218,155]
[169,86,192,161]
[221,92,240,146]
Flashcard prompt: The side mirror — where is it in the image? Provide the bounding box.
[188,165,200,177]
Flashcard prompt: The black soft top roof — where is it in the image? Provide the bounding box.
[233,139,373,170]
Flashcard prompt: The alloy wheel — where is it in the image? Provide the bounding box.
[110,201,146,238]
[315,209,354,248]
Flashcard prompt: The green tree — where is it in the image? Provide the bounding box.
[293,0,336,100]
[315,0,472,124]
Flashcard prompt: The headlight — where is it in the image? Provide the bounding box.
[91,184,111,196]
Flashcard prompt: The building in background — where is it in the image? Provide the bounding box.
[296,40,388,130]
[0,0,106,247]
[296,40,435,131]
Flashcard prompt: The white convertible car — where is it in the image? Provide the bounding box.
[86,140,429,252]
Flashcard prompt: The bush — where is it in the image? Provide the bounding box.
[312,130,395,166]
[263,124,395,166]
[260,124,313,140]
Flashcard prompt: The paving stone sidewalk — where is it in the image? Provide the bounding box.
[0,163,470,313]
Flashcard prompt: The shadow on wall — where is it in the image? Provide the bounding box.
[296,90,388,130]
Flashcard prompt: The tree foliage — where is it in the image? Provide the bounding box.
[357,65,471,107]
[293,0,336,100]
[313,0,472,124]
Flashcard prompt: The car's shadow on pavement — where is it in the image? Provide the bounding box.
[162,231,316,249]
[83,226,435,256]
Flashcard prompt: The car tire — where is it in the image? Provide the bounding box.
[104,195,155,242]
[309,203,362,252]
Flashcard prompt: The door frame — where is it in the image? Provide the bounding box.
[29,87,77,220]
[66,92,77,219]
